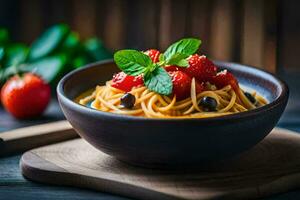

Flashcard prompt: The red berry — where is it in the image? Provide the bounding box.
[111,72,144,92]
[196,81,205,94]
[168,71,204,100]
[164,65,180,72]
[144,49,160,63]
[183,54,217,82]
[212,70,239,90]
[1,73,51,119]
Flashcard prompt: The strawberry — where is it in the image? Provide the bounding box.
[195,81,205,94]
[1,73,51,119]
[164,65,180,72]
[212,70,239,91]
[144,49,160,63]
[183,54,217,82]
[111,72,144,92]
[168,71,204,100]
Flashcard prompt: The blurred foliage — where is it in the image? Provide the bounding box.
[0,24,112,87]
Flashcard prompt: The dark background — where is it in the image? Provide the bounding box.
[0,0,299,73]
[1,0,300,131]
[1,1,300,200]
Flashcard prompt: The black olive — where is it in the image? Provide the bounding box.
[244,92,256,104]
[120,93,136,109]
[199,96,217,112]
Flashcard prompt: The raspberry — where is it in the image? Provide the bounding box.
[164,65,180,72]
[168,71,204,100]
[144,49,160,63]
[111,72,143,92]
[212,70,239,91]
[183,54,217,82]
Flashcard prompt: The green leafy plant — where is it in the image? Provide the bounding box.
[0,24,112,88]
[162,38,201,66]
[114,50,152,76]
[28,24,70,61]
[114,38,201,95]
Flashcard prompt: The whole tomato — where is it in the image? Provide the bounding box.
[1,73,51,119]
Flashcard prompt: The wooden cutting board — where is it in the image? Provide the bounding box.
[0,120,78,156]
[21,128,300,200]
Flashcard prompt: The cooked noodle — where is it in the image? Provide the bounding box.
[77,78,267,118]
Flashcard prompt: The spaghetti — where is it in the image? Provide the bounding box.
[77,38,268,118]
[77,78,267,118]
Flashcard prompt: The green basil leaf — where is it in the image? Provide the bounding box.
[159,53,165,62]
[165,53,188,66]
[114,50,152,76]
[3,65,18,79]
[0,29,9,46]
[20,55,67,84]
[164,38,201,61]
[5,43,28,66]
[176,59,189,67]
[73,56,89,68]
[144,67,172,95]
[28,24,70,61]
[0,69,4,85]
[61,32,80,50]
[84,38,112,61]
[0,47,4,63]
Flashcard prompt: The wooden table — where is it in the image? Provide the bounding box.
[1,73,300,200]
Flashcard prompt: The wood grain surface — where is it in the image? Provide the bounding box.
[0,120,78,156]
[20,128,300,200]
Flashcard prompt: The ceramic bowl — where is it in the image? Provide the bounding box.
[57,60,289,168]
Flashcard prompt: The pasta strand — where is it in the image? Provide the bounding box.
[77,81,267,118]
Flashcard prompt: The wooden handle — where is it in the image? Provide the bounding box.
[0,120,78,157]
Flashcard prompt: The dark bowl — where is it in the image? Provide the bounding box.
[57,60,289,168]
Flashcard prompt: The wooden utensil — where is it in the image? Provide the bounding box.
[21,128,300,200]
[0,120,78,156]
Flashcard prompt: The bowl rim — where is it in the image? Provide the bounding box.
[57,60,289,122]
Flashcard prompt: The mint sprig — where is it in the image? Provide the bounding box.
[113,38,201,95]
[144,66,172,95]
[164,53,189,67]
[114,50,152,76]
[162,38,201,67]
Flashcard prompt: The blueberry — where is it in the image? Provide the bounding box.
[199,96,217,112]
[244,92,256,104]
[120,93,136,109]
